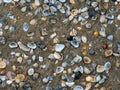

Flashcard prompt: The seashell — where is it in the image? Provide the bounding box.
[73,55,82,63]
[105,50,113,57]
[86,23,92,28]
[84,67,91,74]
[59,0,66,3]
[9,42,18,49]
[15,74,25,83]
[94,74,101,82]
[17,57,23,63]
[23,22,29,32]
[81,36,87,43]
[3,0,12,3]
[0,60,6,69]
[34,0,40,6]
[70,29,77,36]
[93,31,99,37]
[82,50,87,56]
[103,2,109,10]
[41,28,48,36]
[50,32,56,39]
[55,44,65,52]
[83,56,92,64]
[106,14,114,20]
[77,26,82,31]
[54,52,63,60]
[56,66,64,74]
[91,2,98,7]
[28,68,34,76]
[30,19,37,25]
[100,87,106,90]
[99,30,106,37]
[104,61,111,71]
[65,81,75,87]
[17,41,30,52]
[27,32,34,37]
[27,42,37,49]
[85,83,92,90]
[100,15,107,23]
[73,86,84,90]
[96,65,104,73]
[70,0,75,4]
[79,66,84,74]
[56,1,62,9]
[6,80,13,85]
[70,40,80,48]
[117,14,120,20]
[0,36,6,45]
[21,6,27,12]
[39,56,43,62]
[86,76,94,82]
[67,68,72,74]
[107,35,113,40]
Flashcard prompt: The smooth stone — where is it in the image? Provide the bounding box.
[107,35,113,40]
[23,22,29,32]
[27,42,37,49]
[28,68,34,76]
[73,86,84,90]
[3,0,12,3]
[70,41,80,48]
[55,44,65,52]
[9,42,18,48]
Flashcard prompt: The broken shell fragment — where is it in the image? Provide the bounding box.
[81,36,87,43]
[70,29,77,36]
[9,42,18,49]
[96,65,104,73]
[104,61,111,71]
[54,52,63,60]
[56,66,64,74]
[73,86,84,90]
[83,56,92,64]
[27,42,37,49]
[105,50,113,57]
[84,67,91,74]
[65,81,75,87]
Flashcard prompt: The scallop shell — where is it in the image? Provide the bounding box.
[96,65,104,73]
[81,36,87,43]
[86,76,94,82]
[0,60,6,69]
[83,56,92,64]
[105,50,113,57]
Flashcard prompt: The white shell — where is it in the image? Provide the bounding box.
[65,81,75,87]
[73,55,82,62]
[55,44,65,52]
[84,67,91,74]
[28,68,34,76]
[96,65,104,73]
[56,66,64,74]
[35,0,40,6]
[81,36,87,43]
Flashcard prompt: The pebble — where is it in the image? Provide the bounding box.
[55,44,65,52]
[28,68,34,76]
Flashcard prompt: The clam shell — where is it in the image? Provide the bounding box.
[56,66,64,74]
[96,65,104,73]
[94,74,101,82]
[105,50,113,57]
[81,36,87,43]
[0,61,6,69]
[30,19,37,25]
[86,76,94,82]
[55,44,65,52]
[65,81,75,87]
[83,56,92,64]
[79,66,84,74]
[84,67,91,74]
[18,41,30,52]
